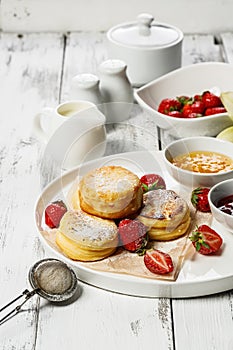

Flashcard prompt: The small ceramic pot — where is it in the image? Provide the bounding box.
[99,59,134,123]
[107,13,183,87]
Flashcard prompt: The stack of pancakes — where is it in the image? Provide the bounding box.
[78,165,143,219]
[56,165,143,262]
[137,189,191,241]
[55,165,191,262]
[56,210,119,261]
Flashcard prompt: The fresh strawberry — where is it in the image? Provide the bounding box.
[194,94,202,101]
[144,249,174,274]
[185,112,202,118]
[167,110,183,118]
[45,200,67,228]
[118,219,148,253]
[191,187,211,212]
[202,91,223,109]
[140,174,166,193]
[182,100,205,117]
[189,225,223,255]
[204,107,227,116]
[177,95,191,105]
[158,98,182,115]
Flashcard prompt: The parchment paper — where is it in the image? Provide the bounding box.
[41,185,212,282]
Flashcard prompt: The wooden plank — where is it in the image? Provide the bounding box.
[173,293,233,350]
[36,32,168,350]
[61,32,108,101]
[0,32,64,349]
[182,34,223,66]
[220,32,233,64]
[36,284,174,350]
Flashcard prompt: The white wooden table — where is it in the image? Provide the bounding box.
[0,31,233,350]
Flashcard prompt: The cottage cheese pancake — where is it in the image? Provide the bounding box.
[56,210,118,261]
[137,189,190,240]
[78,166,143,219]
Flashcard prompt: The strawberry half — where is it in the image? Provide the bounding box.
[45,200,67,228]
[144,249,174,274]
[140,174,166,193]
[189,225,223,255]
[118,219,148,254]
[191,187,210,212]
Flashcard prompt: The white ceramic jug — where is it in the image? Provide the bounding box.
[32,100,107,169]
[99,59,134,123]
[70,73,103,107]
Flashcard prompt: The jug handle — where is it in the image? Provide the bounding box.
[32,107,54,143]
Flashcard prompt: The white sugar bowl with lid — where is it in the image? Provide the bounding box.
[107,13,183,87]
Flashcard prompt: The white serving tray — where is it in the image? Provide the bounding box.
[35,151,233,298]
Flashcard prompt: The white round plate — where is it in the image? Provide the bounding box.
[35,151,233,298]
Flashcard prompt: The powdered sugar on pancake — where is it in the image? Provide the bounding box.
[82,166,140,196]
[140,189,188,220]
[59,210,118,247]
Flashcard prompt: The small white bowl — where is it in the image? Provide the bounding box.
[163,136,233,188]
[208,179,233,232]
[135,62,233,137]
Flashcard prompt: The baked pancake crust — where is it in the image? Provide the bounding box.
[56,210,118,261]
[137,189,190,240]
[78,165,143,219]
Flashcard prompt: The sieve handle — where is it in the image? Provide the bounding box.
[0,289,38,325]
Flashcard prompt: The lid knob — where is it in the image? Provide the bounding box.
[137,13,154,36]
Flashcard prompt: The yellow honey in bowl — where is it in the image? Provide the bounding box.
[172,151,233,173]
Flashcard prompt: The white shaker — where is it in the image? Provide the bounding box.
[99,59,134,123]
[70,73,103,107]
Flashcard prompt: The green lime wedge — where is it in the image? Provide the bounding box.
[216,126,233,142]
[220,91,233,117]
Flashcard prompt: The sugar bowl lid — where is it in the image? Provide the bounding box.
[107,13,183,48]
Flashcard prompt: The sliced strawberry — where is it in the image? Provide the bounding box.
[140,174,166,193]
[191,187,211,212]
[189,225,223,255]
[118,219,148,254]
[144,249,174,274]
[204,107,227,116]
[45,200,67,228]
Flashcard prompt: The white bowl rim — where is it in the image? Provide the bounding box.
[135,61,233,123]
[136,61,233,91]
[163,136,233,178]
[208,178,233,221]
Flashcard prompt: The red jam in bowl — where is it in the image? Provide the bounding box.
[216,194,233,216]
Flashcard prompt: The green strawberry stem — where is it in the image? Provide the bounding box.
[189,229,210,250]
[142,181,165,192]
[136,233,149,256]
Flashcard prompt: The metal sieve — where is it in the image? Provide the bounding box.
[0,258,78,325]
